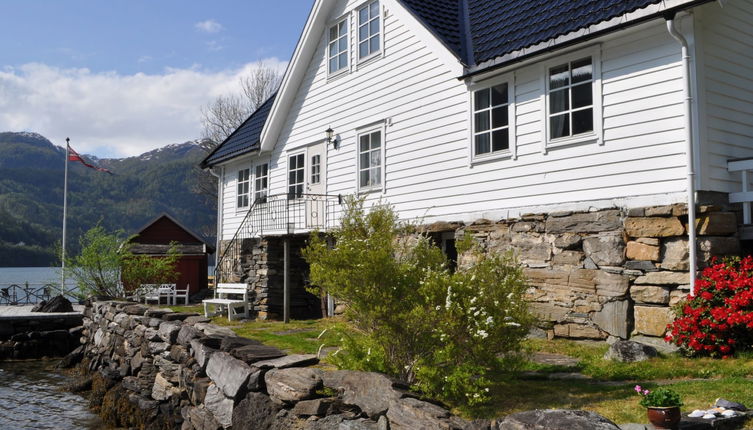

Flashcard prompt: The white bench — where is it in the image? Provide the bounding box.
[202,283,250,321]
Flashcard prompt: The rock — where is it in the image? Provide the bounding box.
[253,354,319,369]
[595,271,630,298]
[31,295,74,313]
[553,324,605,339]
[583,235,625,266]
[177,325,203,346]
[591,300,629,338]
[624,217,685,238]
[698,236,740,259]
[669,289,687,307]
[603,340,658,362]
[529,302,570,322]
[630,285,670,305]
[625,261,659,272]
[188,405,222,430]
[291,398,334,417]
[626,241,659,261]
[339,418,381,429]
[695,212,737,235]
[321,370,408,418]
[554,233,582,250]
[660,238,689,271]
[190,338,217,370]
[158,321,182,343]
[634,271,689,285]
[206,351,253,399]
[265,368,322,403]
[195,323,238,338]
[496,409,621,430]
[205,384,234,429]
[152,372,181,401]
[231,392,281,430]
[552,251,584,266]
[714,398,748,411]
[645,206,674,217]
[122,304,148,315]
[634,306,674,337]
[220,336,263,352]
[618,424,649,430]
[144,309,173,318]
[184,315,212,325]
[387,398,452,430]
[230,344,286,364]
[545,210,622,234]
[162,312,200,321]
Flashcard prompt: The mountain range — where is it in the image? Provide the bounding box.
[0,131,216,267]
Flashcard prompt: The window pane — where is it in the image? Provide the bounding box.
[369,35,379,54]
[571,83,592,109]
[329,42,337,57]
[370,0,379,17]
[329,26,338,41]
[572,108,594,135]
[289,156,297,169]
[370,150,380,167]
[339,37,347,52]
[550,113,570,139]
[360,152,370,168]
[492,129,509,152]
[373,167,381,185]
[339,53,348,69]
[475,111,490,132]
[475,133,490,155]
[360,135,370,152]
[329,58,338,74]
[370,131,381,148]
[297,169,304,183]
[340,21,348,36]
[360,170,369,187]
[289,171,296,184]
[491,83,508,106]
[571,58,592,84]
[359,7,368,23]
[549,89,569,114]
[359,41,368,58]
[370,18,379,35]
[474,88,490,111]
[549,64,570,89]
[492,106,508,128]
[359,24,368,41]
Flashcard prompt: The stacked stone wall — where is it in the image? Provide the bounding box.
[452,203,740,340]
[77,300,492,429]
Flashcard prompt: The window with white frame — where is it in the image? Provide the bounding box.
[358,0,380,60]
[237,168,250,208]
[328,19,348,75]
[311,154,321,185]
[254,163,269,202]
[358,128,382,190]
[288,154,305,198]
[473,82,511,157]
[547,56,595,141]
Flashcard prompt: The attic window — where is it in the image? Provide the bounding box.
[358,0,381,60]
[328,19,348,75]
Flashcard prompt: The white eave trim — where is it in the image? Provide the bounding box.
[465,0,706,78]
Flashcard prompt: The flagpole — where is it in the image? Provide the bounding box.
[61,137,69,295]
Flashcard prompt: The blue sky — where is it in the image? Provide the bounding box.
[0,1,312,157]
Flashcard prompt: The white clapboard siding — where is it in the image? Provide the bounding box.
[697,0,753,192]
[220,2,694,238]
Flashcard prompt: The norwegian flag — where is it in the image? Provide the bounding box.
[67,145,113,174]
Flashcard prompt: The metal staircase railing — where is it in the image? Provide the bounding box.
[214,193,341,284]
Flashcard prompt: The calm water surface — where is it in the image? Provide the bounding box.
[0,361,103,429]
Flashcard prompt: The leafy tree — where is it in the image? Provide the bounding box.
[303,197,533,406]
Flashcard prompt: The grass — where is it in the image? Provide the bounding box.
[164,306,753,425]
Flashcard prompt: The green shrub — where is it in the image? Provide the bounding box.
[303,197,533,406]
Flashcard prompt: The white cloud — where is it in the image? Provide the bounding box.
[0,60,287,158]
[195,19,224,34]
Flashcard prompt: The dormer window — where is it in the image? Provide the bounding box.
[358,0,381,60]
[328,19,348,75]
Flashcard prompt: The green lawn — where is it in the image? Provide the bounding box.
[165,306,753,425]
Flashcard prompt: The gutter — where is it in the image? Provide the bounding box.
[666,14,697,296]
[209,166,224,268]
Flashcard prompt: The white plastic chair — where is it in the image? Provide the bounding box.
[173,283,189,305]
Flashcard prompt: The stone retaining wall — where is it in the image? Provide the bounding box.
[0,314,83,359]
[77,300,492,429]
[450,203,740,341]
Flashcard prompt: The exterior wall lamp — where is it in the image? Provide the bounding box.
[325,127,338,149]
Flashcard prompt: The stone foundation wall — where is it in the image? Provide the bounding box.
[449,203,740,340]
[77,300,491,430]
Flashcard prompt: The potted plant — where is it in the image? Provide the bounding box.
[635,385,683,429]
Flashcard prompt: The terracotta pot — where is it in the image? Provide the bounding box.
[646,406,681,429]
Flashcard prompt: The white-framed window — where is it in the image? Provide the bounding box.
[357,0,381,61]
[328,18,348,75]
[237,168,250,209]
[254,163,269,203]
[357,124,384,191]
[542,47,602,150]
[288,153,305,198]
[310,154,321,185]
[471,77,514,161]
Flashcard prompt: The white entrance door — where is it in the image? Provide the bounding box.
[305,142,327,228]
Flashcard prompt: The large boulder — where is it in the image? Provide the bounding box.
[206,351,253,399]
[265,368,322,403]
[321,370,408,418]
[205,384,234,429]
[231,392,281,430]
[496,409,621,430]
[32,295,74,313]
[387,397,468,430]
[603,340,658,362]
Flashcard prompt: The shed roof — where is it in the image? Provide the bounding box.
[131,213,215,254]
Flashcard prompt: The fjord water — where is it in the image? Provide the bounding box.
[0,361,102,429]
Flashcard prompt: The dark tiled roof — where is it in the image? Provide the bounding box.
[399,0,671,67]
[200,93,277,168]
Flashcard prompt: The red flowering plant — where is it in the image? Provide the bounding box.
[665,256,753,358]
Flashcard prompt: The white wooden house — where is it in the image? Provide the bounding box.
[201,0,753,337]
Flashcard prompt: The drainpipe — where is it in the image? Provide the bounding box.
[666,15,697,296]
[209,166,223,281]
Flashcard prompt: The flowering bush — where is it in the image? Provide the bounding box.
[303,197,533,406]
[665,256,753,358]
[635,385,683,408]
